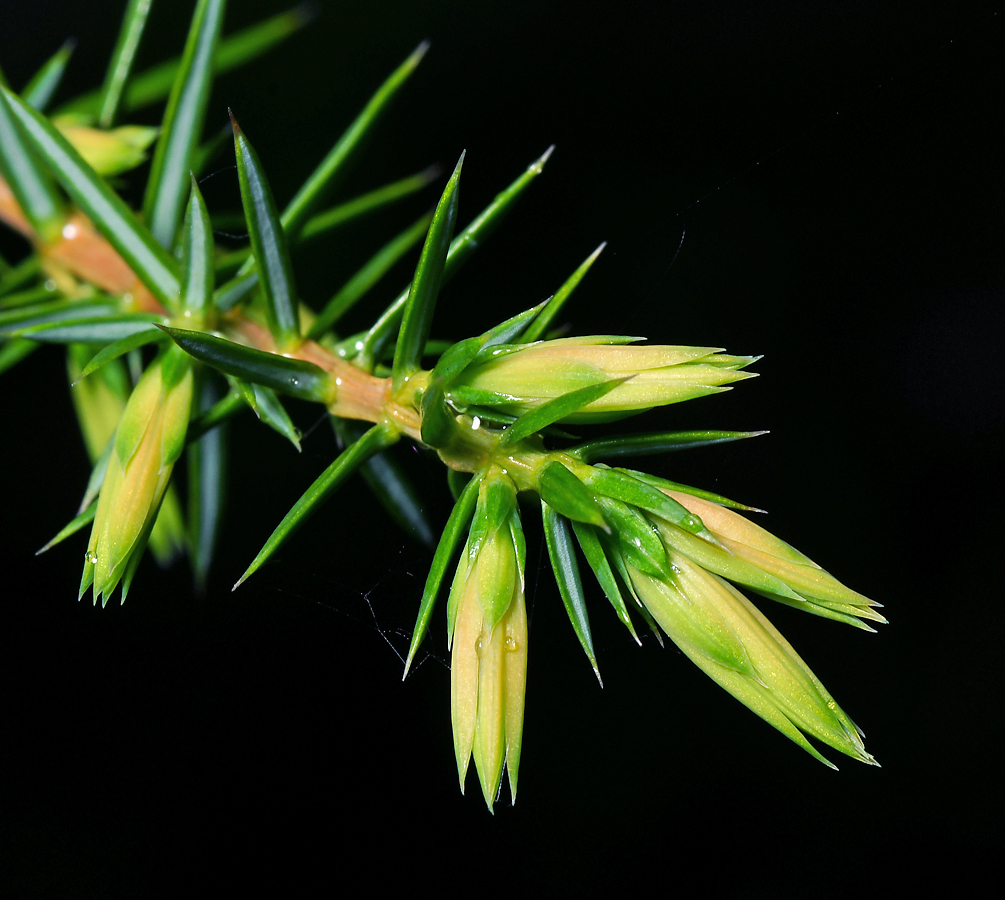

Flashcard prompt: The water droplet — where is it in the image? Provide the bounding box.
[83,551,98,565]
[476,639,483,651]
[471,416,481,430]
[62,223,79,240]
[505,637,518,652]
[290,377,300,386]
[44,279,56,292]
[334,377,343,387]
[827,700,837,711]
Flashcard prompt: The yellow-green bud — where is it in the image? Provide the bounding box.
[81,347,193,605]
[68,348,186,569]
[55,121,158,176]
[659,489,885,628]
[448,474,528,811]
[628,551,876,768]
[67,345,129,462]
[459,337,758,422]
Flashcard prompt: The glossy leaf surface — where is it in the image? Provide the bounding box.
[542,501,601,684]
[404,472,482,676]
[392,153,464,391]
[97,0,154,127]
[232,116,299,347]
[143,0,226,248]
[159,326,331,403]
[235,424,397,588]
[1,89,180,306]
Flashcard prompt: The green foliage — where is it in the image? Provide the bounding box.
[143,0,226,249]
[0,1,882,811]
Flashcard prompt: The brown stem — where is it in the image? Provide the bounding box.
[227,318,422,442]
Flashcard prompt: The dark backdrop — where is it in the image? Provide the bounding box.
[2,1,1002,894]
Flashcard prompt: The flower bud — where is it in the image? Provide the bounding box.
[68,347,186,567]
[458,337,757,422]
[80,346,193,605]
[447,473,528,810]
[657,488,885,629]
[55,121,158,176]
[628,551,876,767]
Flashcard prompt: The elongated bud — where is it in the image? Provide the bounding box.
[448,471,528,810]
[658,488,885,629]
[628,551,876,768]
[456,337,758,423]
[81,345,193,605]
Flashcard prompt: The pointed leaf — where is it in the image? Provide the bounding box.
[214,168,439,275]
[404,471,482,676]
[118,487,171,605]
[15,313,162,344]
[159,325,331,402]
[542,500,601,684]
[143,0,226,248]
[0,337,37,374]
[188,377,227,590]
[97,0,154,127]
[537,461,607,530]
[470,301,550,360]
[306,212,430,340]
[359,446,435,546]
[1,284,60,310]
[299,167,440,243]
[70,326,168,382]
[248,383,301,450]
[230,375,258,411]
[621,470,765,513]
[22,40,75,112]
[281,41,429,240]
[599,533,664,647]
[0,298,114,333]
[334,417,434,548]
[232,115,299,347]
[584,466,705,534]
[522,242,606,342]
[234,424,397,588]
[595,496,669,579]
[429,301,547,389]
[571,520,640,644]
[80,434,114,513]
[392,153,464,391]
[1,89,180,306]
[213,271,257,311]
[36,501,96,555]
[498,377,628,449]
[571,429,767,463]
[360,146,554,367]
[180,174,214,317]
[60,5,315,118]
[0,89,62,240]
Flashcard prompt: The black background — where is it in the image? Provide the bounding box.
[1,1,1002,895]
